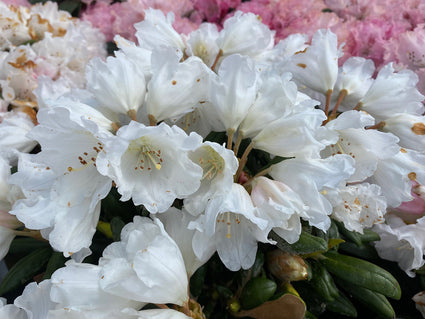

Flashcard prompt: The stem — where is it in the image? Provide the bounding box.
[233,133,243,156]
[324,89,333,116]
[227,129,234,150]
[182,300,192,317]
[366,121,385,130]
[155,304,169,309]
[148,114,157,126]
[13,230,46,241]
[211,49,223,71]
[127,109,137,121]
[111,122,120,133]
[330,89,347,117]
[234,141,254,182]
[244,166,272,187]
[353,102,363,111]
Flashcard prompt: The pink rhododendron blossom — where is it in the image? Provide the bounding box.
[340,18,409,66]
[383,24,425,94]
[82,0,201,42]
[81,2,116,41]
[235,0,341,41]
[2,0,30,7]
[392,182,425,224]
[192,0,241,23]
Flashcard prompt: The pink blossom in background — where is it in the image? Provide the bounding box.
[80,0,425,97]
[80,0,113,5]
[383,24,425,95]
[338,18,409,66]
[191,0,241,23]
[2,0,30,7]
[392,182,425,224]
[81,2,116,41]
[82,0,201,42]
[235,0,341,41]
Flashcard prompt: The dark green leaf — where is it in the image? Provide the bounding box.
[42,251,67,280]
[326,292,357,317]
[9,238,50,254]
[110,217,126,241]
[0,247,52,295]
[321,251,401,300]
[269,230,328,255]
[241,277,277,310]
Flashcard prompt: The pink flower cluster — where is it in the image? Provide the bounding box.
[81,0,204,41]
[81,0,425,87]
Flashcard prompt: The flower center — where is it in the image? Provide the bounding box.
[198,146,225,180]
[129,138,163,171]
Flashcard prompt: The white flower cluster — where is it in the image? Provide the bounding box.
[0,8,425,316]
[0,0,106,161]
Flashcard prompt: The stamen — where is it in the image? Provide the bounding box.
[145,150,162,170]
[129,139,163,171]
[211,49,223,71]
[324,89,333,116]
[198,145,225,180]
[226,212,231,239]
[330,89,347,117]
[336,141,345,154]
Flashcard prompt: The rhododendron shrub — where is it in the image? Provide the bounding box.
[0,3,424,319]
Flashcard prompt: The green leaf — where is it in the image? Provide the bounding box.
[320,251,401,300]
[110,217,126,242]
[204,131,226,144]
[359,229,381,242]
[0,247,52,295]
[337,279,395,319]
[190,264,207,297]
[334,220,362,246]
[241,277,277,310]
[9,237,50,254]
[310,261,339,302]
[58,0,81,15]
[338,241,379,260]
[269,230,328,255]
[326,292,357,317]
[42,251,67,280]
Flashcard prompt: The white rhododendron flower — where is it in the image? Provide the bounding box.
[190,183,269,271]
[374,215,425,277]
[96,121,203,213]
[99,217,189,306]
[184,141,238,216]
[324,183,387,233]
[208,54,258,133]
[285,29,339,94]
[146,47,211,124]
[251,176,308,244]
[86,55,147,117]
[134,9,185,53]
[358,64,425,122]
[216,11,275,58]
[270,155,355,231]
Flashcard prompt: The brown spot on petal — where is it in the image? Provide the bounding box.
[295,48,307,54]
[297,63,307,69]
[354,197,361,205]
[8,53,37,70]
[171,80,177,85]
[400,148,407,153]
[412,122,425,135]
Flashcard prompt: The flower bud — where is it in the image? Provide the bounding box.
[267,250,308,282]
